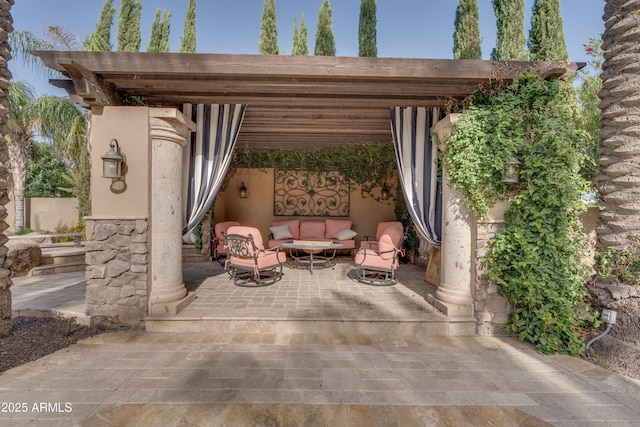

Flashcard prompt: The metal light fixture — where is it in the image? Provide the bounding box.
[101,139,126,179]
[381,183,389,200]
[502,156,522,184]
[239,182,247,199]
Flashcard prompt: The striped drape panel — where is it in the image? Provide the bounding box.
[390,107,442,245]
[182,104,246,235]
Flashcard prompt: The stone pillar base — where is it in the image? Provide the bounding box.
[427,294,473,317]
[149,292,196,316]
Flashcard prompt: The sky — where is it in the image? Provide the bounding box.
[10,0,606,97]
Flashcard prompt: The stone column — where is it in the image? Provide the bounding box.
[148,109,195,316]
[430,114,474,317]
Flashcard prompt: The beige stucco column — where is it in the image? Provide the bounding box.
[148,108,196,315]
[431,114,474,317]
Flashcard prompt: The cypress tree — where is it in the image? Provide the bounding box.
[491,0,526,60]
[528,0,568,61]
[180,0,197,53]
[452,0,482,59]
[358,0,377,57]
[258,0,279,55]
[147,9,171,52]
[291,15,309,55]
[314,0,336,56]
[92,0,115,51]
[292,16,300,55]
[116,0,142,52]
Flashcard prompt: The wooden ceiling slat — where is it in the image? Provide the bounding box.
[32,51,579,148]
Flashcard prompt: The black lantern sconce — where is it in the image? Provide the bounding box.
[381,183,390,200]
[502,156,522,184]
[239,182,247,199]
[101,139,126,180]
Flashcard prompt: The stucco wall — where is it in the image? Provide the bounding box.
[6,197,78,232]
[90,106,150,217]
[215,168,397,245]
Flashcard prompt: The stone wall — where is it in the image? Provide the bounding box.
[85,217,149,328]
[474,220,512,336]
[0,0,13,337]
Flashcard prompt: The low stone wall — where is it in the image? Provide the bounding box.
[474,220,512,336]
[84,217,148,329]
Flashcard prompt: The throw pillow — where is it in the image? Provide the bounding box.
[334,229,357,240]
[270,223,293,240]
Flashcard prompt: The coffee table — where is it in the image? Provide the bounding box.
[281,240,344,274]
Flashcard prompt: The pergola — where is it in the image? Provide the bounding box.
[32,51,581,326]
[34,51,578,148]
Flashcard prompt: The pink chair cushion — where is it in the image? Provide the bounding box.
[325,219,352,239]
[229,250,286,269]
[378,234,397,260]
[271,220,300,240]
[300,221,325,239]
[354,250,395,270]
[227,225,265,252]
[381,222,403,248]
[376,221,402,240]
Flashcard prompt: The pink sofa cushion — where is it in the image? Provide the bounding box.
[378,234,397,260]
[214,221,240,254]
[271,220,300,239]
[300,221,325,239]
[325,219,352,239]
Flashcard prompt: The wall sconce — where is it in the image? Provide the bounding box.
[239,182,247,198]
[502,156,522,184]
[381,183,389,200]
[101,139,126,179]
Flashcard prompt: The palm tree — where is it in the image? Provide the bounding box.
[7,81,36,231]
[0,0,13,339]
[597,0,640,252]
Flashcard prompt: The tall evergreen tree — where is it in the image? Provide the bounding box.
[491,0,526,60]
[180,0,196,53]
[291,15,309,55]
[258,0,278,55]
[292,16,299,55]
[314,0,336,56]
[116,0,142,52]
[528,0,568,61]
[89,0,115,51]
[358,0,377,57]
[147,9,171,52]
[452,0,482,59]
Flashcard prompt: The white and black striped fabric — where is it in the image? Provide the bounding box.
[182,104,246,235]
[390,107,442,245]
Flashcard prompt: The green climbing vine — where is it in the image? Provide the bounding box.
[439,73,600,355]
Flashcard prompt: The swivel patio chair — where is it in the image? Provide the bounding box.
[223,225,286,287]
[354,233,404,286]
[213,220,240,263]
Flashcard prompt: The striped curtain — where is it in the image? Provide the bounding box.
[390,107,442,245]
[182,104,246,235]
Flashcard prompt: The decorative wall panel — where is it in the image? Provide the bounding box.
[274,170,349,217]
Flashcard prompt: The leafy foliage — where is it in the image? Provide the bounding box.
[291,15,309,56]
[116,0,142,52]
[92,0,116,51]
[26,144,72,198]
[231,142,396,197]
[147,9,172,53]
[595,245,640,287]
[439,74,599,355]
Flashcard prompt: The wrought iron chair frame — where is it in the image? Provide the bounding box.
[223,232,285,287]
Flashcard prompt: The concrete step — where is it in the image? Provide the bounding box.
[182,254,210,264]
[28,261,87,277]
[40,253,86,265]
[144,316,477,336]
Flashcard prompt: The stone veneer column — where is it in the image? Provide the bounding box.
[148,109,195,315]
[431,114,474,317]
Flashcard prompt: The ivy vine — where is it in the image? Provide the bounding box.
[439,73,600,355]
